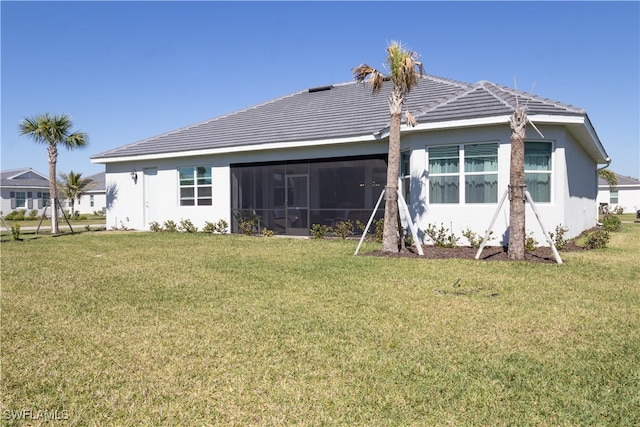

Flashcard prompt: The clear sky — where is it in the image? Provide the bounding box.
[2,1,639,179]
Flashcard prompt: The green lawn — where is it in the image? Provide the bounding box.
[1,226,639,426]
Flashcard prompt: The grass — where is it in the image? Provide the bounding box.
[1,226,639,426]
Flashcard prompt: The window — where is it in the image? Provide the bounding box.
[429,143,498,204]
[525,142,552,203]
[429,145,459,203]
[610,190,618,204]
[464,143,498,203]
[400,151,411,203]
[90,195,95,207]
[179,166,212,206]
[15,192,26,208]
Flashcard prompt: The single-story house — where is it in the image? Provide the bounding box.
[91,74,610,245]
[76,172,107,215]
[597,173,640,214]
[0,168,50,215]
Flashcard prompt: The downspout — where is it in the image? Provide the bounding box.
[597,157,612,172]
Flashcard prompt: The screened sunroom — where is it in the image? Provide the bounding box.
[231,154,388,235]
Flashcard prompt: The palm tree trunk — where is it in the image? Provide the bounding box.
[48,145,59,234]
[382,111,402,253]
[508,109,526,260]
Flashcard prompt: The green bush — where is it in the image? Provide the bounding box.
[461,228,495,249]
[163,220,178,233]
[373,218,384,243]
[178,218,197,233]
[549,224,569,250]
[333,220,354,239]
[525,232,539,252]
[310,224,331,239]
[584,230,610,249]
[602,214,621,232]
[215,219,229,234]
[239,220,255,236]
[424,223,459,248]
[4,210,25,221]
[262,227,274,237]
[11,224,21,241]
[149,221,162,232]
[28,210,39,220]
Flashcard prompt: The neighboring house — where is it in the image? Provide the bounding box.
[597,173,640,214]
[75,172,107,215]
[91,75,610,245]
[0,168,50,215]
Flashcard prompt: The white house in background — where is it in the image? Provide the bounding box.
[75,172,107,215]
[91,75,610,245]
[597,173,640,214]
[0,168,50,215]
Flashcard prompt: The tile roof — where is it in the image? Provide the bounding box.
[91,74,590,161]
[85,172,106,192]
[598,173,640,187]
[0,168,49,189]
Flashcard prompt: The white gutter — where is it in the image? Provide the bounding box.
[92,113,606,165]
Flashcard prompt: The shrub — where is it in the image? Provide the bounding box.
[310,224,331,239]
[239,220,255,236]
[549,224,569,250]
[11,224,21,241]
[178,218,198,233]
[4,210,25,221]
[163,220,178,233]
[602,214,621,232]
[612,205,624,215]
[149,221,162,232]
[584,230,610,249]
[202,221,216,233]
[373,218,384,243]
[262,227,274,237]
[333,220,354,239]
[424,223,459,248]
[461,228,495,249]
[525,231,539,252]
[28,210,39,220]
[215,219,229,234]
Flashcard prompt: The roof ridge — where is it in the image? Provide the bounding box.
[481,81,586,114]
[413,82,479,117]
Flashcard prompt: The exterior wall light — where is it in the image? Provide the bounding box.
[130,170,138,184]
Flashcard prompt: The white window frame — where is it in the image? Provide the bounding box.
[524,140,553,204]
[427,142,499,204]
[178,166,213,207]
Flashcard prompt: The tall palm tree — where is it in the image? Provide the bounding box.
[58,171,95,217]
[353,41,424,253]
[19,113,88,234]
[507,106,527,260]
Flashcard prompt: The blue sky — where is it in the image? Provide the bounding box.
[2,1,639,179]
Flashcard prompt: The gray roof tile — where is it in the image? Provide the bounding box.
[92,74,590,160]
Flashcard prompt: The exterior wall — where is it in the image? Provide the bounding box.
[557,128,599,238]
[76,192,107,214]
[401,124,598,246]
[0,188,50,216]
[597,185,640,214]
[102,123,600,245]
[104,139,389,231]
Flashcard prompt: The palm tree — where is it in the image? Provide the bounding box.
[58,171,96,217]
[507,106,527,260]
[353,41,424,253]
[19,113,88,234]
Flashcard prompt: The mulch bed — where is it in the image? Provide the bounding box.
[366,241,585,264]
